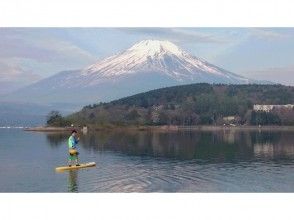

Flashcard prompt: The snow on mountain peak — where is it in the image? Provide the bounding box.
[128,40,184,56]
[83,39,189,77]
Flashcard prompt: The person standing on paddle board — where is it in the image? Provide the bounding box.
[68,130,80,167]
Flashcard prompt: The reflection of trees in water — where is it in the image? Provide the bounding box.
[79,130,254,162]
[253,131,294,159]
[251,131,281,144]
[45,130,294,162]
[68,170,78,192]
[46,132,68,148]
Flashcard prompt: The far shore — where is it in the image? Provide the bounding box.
[24,125,294,132]
[23,126,75,132]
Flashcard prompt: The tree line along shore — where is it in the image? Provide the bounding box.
[43,83,294,129]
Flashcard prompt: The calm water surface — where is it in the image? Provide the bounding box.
[0,128,293,192]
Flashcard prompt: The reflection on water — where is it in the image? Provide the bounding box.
[1,128,292,192]
[45,130,294,162]
[68,171,78,192]
[42,129,294,191]
[46,132,68,148]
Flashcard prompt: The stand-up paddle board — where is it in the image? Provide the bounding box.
[55,162,96,172]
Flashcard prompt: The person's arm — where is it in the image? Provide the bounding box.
[75,137,79,145]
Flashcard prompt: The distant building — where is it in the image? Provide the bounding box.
[223,116,236,122]
[82,126,88,134]
[253,104,294,112]
[222,116,240,125]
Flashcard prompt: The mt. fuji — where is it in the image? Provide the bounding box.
[83,40,250,84]
[4,40,262,105]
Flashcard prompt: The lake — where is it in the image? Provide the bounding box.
[0,128,293,192]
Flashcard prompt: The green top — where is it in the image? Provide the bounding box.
[68,135,78,149]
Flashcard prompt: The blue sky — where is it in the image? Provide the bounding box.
[0,28,293,89]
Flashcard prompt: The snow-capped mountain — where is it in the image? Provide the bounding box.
[3,40,261,105]
[82,40,250,84]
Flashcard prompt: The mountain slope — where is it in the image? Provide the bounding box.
[3,40,264,105]
[68,83,294,126]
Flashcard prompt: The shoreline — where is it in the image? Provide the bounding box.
[23,126,75,132]
[24,125,294,132]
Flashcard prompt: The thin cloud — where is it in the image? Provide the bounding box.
[118,28,228,44]
[250,28,289,41]
[0,28,97,87]
[0,28,97,63]
[245,66,294,86]
[0,60,41,83]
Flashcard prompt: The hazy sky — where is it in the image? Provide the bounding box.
[0,28,293,89]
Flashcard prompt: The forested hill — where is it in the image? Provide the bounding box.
[67,84,294,126]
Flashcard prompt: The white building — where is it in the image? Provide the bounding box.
[253,104,294,112]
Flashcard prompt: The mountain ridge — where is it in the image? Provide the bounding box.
[2,40,268,105]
